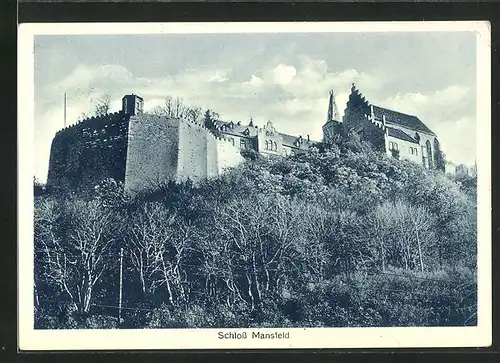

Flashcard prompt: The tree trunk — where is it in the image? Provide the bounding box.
[246,273,255,310]
[252,254,262,306]
[161,258,174,306]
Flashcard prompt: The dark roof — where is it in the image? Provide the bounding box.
[373,105,435,135]
[387,127,419,144]
[215,120,258,138]
[281,133,299,147]
[215,120,317,149]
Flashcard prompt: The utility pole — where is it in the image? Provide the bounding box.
[118,247,124,325]
[63,92,67,127]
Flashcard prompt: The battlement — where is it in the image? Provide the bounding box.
[56,111,125,135]
[366,105,387,131]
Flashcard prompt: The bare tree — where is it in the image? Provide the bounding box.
[127,203,170,297]
[208,194,305,310]
[368,200,437,272]
[152,96,187,119]
[186,106,203,123]
[35,198,116,314]
[126,202,192,306]
[93,94,112,117]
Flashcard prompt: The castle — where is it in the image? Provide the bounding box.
[325,84,442,170]
[46,85,442,194]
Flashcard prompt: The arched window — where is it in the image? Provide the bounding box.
[273,141,277,151]
[265,140,269,150]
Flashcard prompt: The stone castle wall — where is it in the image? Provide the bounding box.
[176,119,244,183]
[216,136,245,174]
[177,120,209,183]
[206,131,219,179]
[124,115,244,194]
[124,114,181,193]
[46,113,129,192]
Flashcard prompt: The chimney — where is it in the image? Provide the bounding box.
[122,94,144,116]
[307,134,310,142]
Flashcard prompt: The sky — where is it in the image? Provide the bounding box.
[33,31,477,182]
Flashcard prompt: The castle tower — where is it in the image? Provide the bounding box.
[326,89,340,123]
[122,94,144,116]
[322,89,342,143]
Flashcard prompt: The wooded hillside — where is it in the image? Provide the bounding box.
[33,135,477,329]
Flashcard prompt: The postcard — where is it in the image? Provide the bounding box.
[18,21,491,350]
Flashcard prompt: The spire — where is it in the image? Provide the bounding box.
[327,89,340,123]
[249,117,254,127]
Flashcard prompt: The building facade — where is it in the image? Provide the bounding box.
[323,84,443,170]
[214,119,316,157]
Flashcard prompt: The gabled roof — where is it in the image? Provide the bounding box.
[215,120,317,149]
[215,120,259,138]
[373,105,435,135]
[281,133,303,148]
[387,127,419,144]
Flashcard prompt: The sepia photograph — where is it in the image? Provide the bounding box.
[18,21,491,350]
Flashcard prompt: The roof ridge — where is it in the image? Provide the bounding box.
[373,104,419,118]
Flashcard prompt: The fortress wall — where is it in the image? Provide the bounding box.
[216,138,245,174]
[176,121,209,183]
[46,131,81,191]
[124,115,180,193]
[46,113,129,192]
[206,133,219,179]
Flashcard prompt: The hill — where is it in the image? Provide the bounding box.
[33,134,477,329]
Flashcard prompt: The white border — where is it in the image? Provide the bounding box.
[18,21,492,350]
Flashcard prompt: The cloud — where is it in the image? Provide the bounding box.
[381,85,471,118]
[271,64,297,86]
[378,85,475,165]
[433,117,477,166]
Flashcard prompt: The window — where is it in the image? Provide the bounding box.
[240,139,246,149]
[265,140,269,150]
[409,147,418,155]
[389,141,398,151]
[273,141,277,151]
